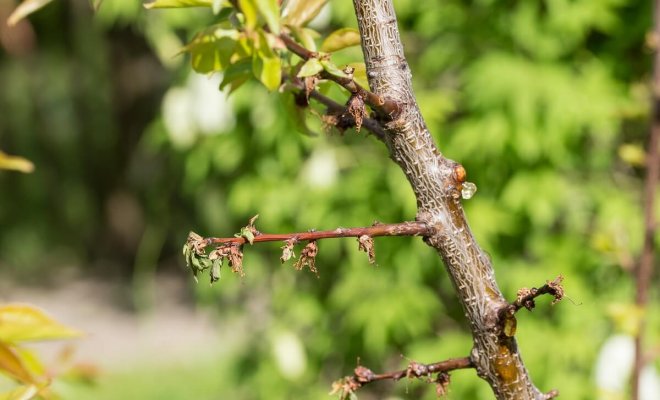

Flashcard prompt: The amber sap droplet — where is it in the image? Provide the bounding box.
[461,182,477,200]
[453,164,467,184]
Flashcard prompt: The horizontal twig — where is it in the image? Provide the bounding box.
[280,33,401,118]
[331,357,473,399]
[205,221,433,246]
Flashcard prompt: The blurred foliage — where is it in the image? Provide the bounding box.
[1,0,659,399]
[0,304,82,398]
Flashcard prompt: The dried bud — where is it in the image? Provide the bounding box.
[294,240,319,276]
[357,235,376,264]
[280,239,297,263]
[345,94,367,132]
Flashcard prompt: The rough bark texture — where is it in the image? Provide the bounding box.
[351,1,548,398]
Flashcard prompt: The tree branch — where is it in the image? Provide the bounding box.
[330,357,474,399]
[283,76,388,140]
[351,1,551,398]
[280,32,401,118]
[509,275,565,313]
[204,221,432,246]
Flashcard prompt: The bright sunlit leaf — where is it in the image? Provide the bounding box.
[0,384,39,400]
[320,59,349,79]
[7,0,53,26]
[320,28,361,53]
[144,0,212,9]
[282,0,326,27]
[297,58,323,78]
[183,28,238,74]
[0,304,82,344]
[252,30,281,90]
[254,0,280,35]
[344,62,368,87]
[0,151,34,173]
[0,342,33,384]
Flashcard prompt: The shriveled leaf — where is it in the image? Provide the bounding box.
[283,0,326,27]
[0,342,33,384]
[320,59,349,79]
[0,304,82,344]
[0,151,34,173]
[183,28,238,74]
[144,0,212,9]
[7,0,54,26]
[297,58,323,78]
[254,0,280,35]
[320,28,361,53]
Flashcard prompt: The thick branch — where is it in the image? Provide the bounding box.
[351,1,549,398]
[633,0,660,397]
[205,221,432,246]
[280,33,401,117]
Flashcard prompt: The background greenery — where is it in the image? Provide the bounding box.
[0,0,658,399]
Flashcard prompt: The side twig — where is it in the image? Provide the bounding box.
[280,32,401,118]
[205,221,432,246]
[330,357,473,399]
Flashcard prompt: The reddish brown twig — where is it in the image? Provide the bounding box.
[330,357,473,399]
[205,221,432,246]
[510,275,565,313]
[280,33,401,118]
[284,77,387,140]
[633,2,660,398]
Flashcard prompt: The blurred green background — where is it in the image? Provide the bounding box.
[1,0,659,399]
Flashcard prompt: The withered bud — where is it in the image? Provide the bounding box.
[294,240,319,276]
[357,235,376,264]
[280,238,297,263]
[345,94,367,132]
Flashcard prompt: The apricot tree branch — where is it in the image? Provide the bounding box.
[280,32,401,118]
[284,76,388,140]
[509,275,565,313]
[330,357,474,399]
[205,221,432,246]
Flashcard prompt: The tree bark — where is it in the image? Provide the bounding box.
[351,1,549,398]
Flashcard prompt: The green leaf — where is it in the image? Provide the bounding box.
[220,58,253,93]
[0,151,34,173]
[238,0,258,30]
[288,26,319,52]
[0,304,82,344]
[7,0,54,26]
[183,28,238,74]
[254,0,280,35]
[252,30,281,91]
[297,58,323,78]
[345,62,368,87]
[320,28,361,53]
[320,59,349,79]
[239,227,255,244]
[283,0,327,27]
[144,0,212,9]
